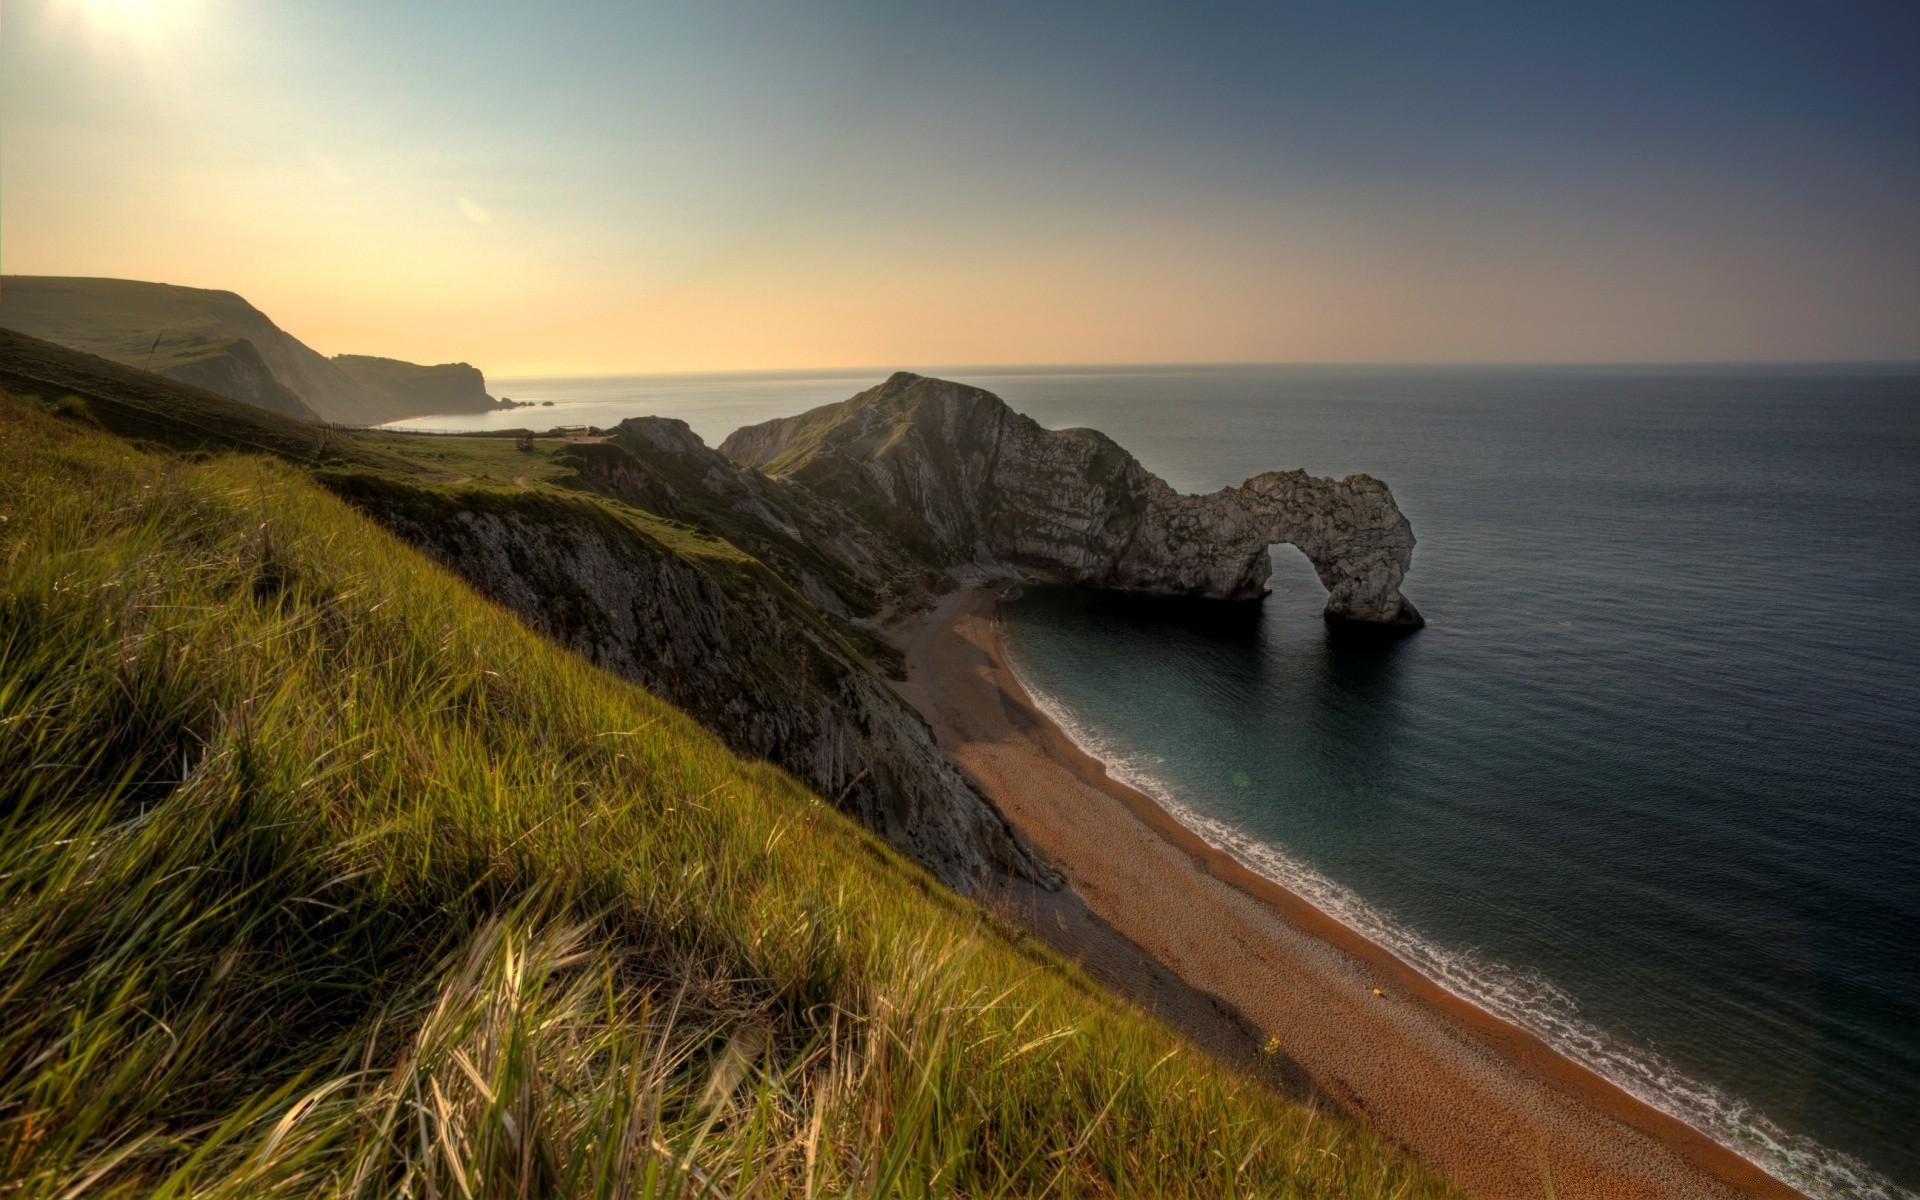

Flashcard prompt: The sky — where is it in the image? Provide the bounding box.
[4,0,1918,372]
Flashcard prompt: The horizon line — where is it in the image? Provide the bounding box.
[489,357,1920,382]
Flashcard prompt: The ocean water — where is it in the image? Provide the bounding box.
[390,364,1920,1198]
[384,369,896,442]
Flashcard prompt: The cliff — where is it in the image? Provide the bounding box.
[321,471,1050,893]
[0,275,503,426]
[0,330,1048,893]
[332,353,498,417]
[722,372,1423,627]
[554,417,925,622]
[162,336,319,421]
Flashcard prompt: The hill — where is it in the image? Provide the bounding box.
[0,326,402,470]
[0,276,505,425]
[0,329,1041,891]
[0,341,1452,1194]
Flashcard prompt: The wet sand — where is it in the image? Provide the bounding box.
[890,584,1799,1200]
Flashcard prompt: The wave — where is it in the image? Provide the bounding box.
[1003,649,1913,1200]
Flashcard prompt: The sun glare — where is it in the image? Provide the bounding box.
[58,0,193,39]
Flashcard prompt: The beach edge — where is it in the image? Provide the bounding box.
[888,582,1801,1200]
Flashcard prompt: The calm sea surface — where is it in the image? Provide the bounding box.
[392,364,1920,1198]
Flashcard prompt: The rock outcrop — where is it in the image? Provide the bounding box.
[556,417,924,621]
[721,372,1422,627]
[324,471,1053,894]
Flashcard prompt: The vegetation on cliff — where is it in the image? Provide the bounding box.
[0,365,1455,1196]
[0,277,502,425]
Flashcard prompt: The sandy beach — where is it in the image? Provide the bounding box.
[890,583,1800,1200]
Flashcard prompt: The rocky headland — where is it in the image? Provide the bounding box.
[331,353,501,421]
[0,276,514,425]
[722,372,1423,627]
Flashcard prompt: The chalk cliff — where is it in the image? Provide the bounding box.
[722,372,1422,627]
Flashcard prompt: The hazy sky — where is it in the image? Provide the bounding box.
[5,1,1917,371]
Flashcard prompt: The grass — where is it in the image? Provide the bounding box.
[349,430,588,486]
[0,328,406,472]
[0,388,1457,1198]
[0,277,270,365]
[723,388,887,480]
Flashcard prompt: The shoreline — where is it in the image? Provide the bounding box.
[889,583,1800,1200]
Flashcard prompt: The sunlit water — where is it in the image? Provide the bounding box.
[391,364,1920,1198]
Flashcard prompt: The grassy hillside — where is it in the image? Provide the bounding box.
[0,278,498,425]
[0,327,405,471]
[0,384,1457,1195]
[0,276,275,366]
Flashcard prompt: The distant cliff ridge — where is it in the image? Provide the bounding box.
[151,335,320,423]
[332,354,497,418]
[722,372,1422,627]
[0,275,504,426]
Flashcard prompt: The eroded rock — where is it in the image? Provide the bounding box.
[721,373,1422,627]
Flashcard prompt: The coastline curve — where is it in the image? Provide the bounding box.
[891,581,1814,1200]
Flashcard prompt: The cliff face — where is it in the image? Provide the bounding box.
[332,354,500,418]
[157,336,320,423]
[556,417,924,621]
[722,372,1423,627]
[323,472,1052,894]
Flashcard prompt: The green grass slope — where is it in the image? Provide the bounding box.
[0,327,407,472]
[0,387,1458,1196]
[0,275,385,423]
[0,277,494,425]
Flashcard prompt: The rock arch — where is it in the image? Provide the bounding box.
[722,372,1424,629]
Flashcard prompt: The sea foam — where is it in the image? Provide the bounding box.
[1004,647,1913,1200]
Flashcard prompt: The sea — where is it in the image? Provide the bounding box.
[388,363,1920,1198]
